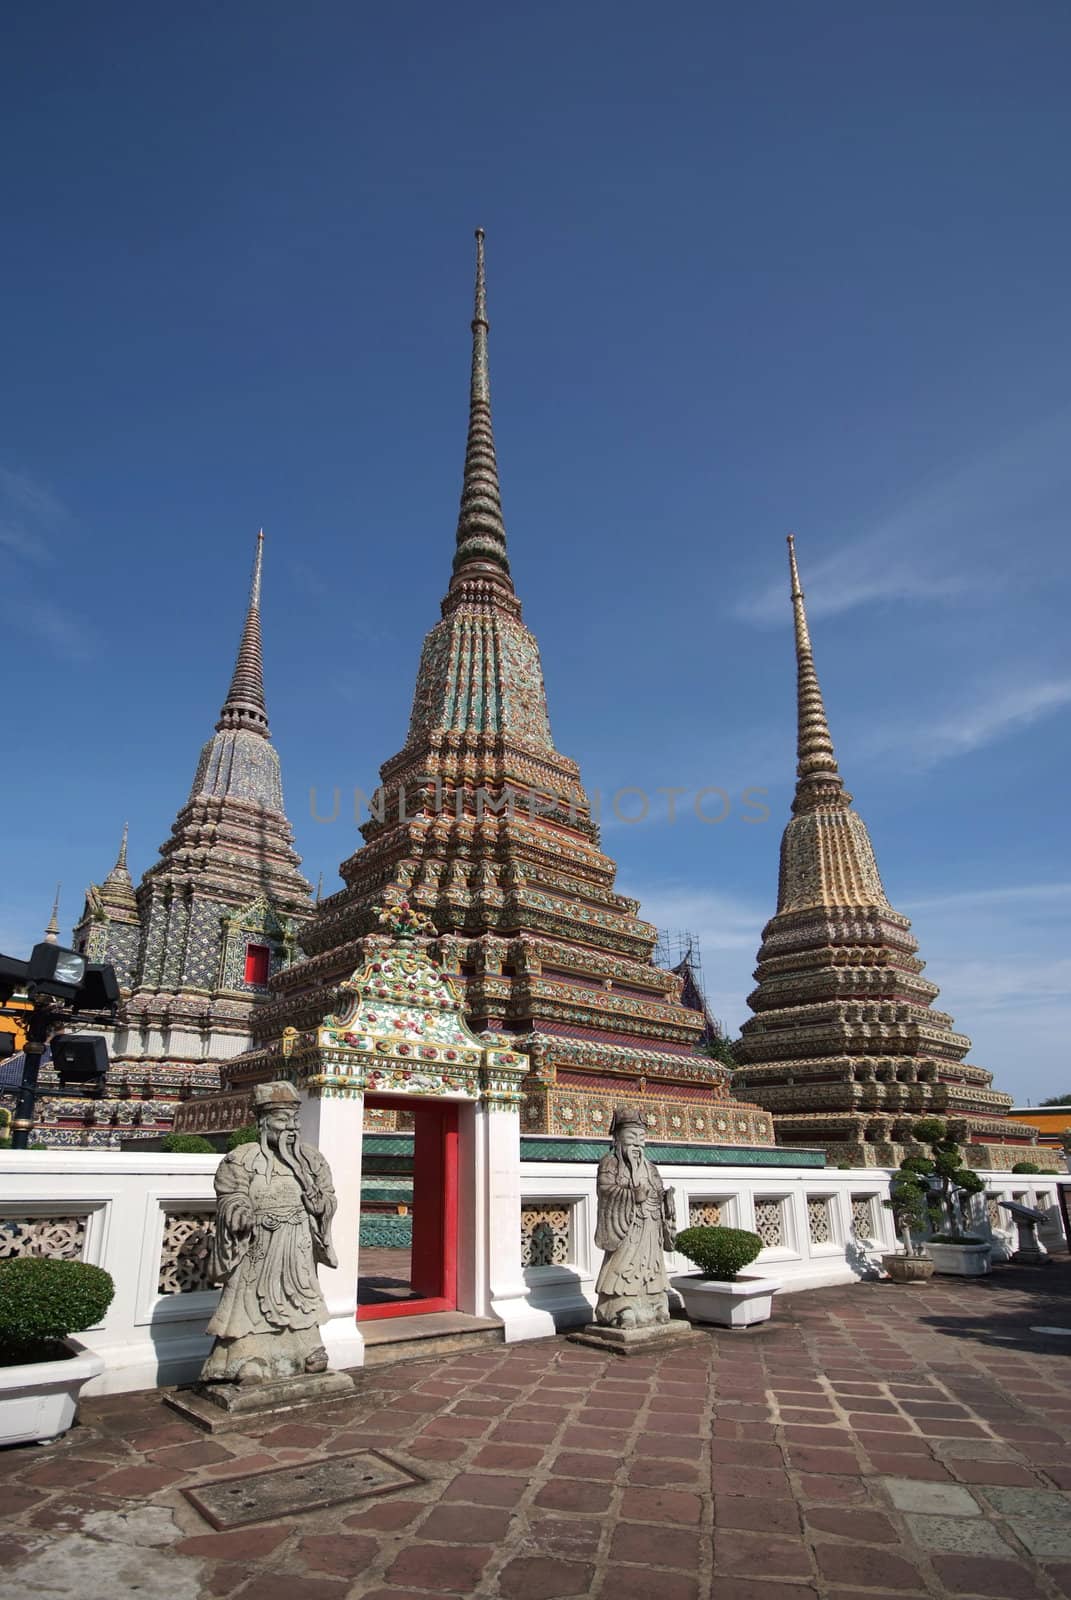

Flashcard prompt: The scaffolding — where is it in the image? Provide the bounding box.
[654,929,721,1045]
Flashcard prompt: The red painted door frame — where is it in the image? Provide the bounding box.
[358,1096,459,1321]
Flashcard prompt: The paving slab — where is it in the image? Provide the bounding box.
[933,1437,1027,1462]
[881,1477,981,1515]
[904,1511,1014,1552]
[981,1485,1071,1523]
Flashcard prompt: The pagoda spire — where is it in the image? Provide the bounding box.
[217,530,269,737]
[787,535,849,815]
[44,884,61,944]
[99,822,137,911]
[449,229,514,596]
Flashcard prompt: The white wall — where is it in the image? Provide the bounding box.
[0,1150,219,1396]
[518,1165,1070,1328]
[2,1151,1065,1395]
[519,1161,902,1328]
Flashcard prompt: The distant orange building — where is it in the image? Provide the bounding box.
[0,997,28,1059]
[1007,1107,1071,1167]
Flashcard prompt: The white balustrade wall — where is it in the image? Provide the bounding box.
[518,1162,1068,1328]
[1,1150,1066,1395]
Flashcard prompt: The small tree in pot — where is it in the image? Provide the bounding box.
[905,1118,990,1276]
[882,1160,936,1283]
[670,1225,779,1328]
[0,1258,115,1445]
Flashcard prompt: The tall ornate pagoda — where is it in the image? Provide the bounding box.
[179,232,773,1151]
[28,534,315,1146]
[732,537,1039,1169]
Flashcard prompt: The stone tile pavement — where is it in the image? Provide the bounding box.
[3,1261,1071,1599]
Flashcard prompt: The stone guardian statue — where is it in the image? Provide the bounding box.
[200,1080,338,1384]
[594,1106,676,1329]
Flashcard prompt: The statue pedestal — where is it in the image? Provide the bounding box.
[166,1371,355,1433]
[567,1320,701,1358]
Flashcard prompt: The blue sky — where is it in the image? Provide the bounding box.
[2,3,1069,1099]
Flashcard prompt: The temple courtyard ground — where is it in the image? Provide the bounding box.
[4,1263,1071,1600]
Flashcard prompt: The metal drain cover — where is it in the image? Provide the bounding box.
[184,1450,423,1529]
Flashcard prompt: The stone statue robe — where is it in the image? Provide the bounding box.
[202,1138,338,1382]
[594,1149,674,1327]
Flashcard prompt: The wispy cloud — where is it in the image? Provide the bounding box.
[0,467,70,529]
[887,880,1070,1101]
[0,524,54,564]
[30,603,96,663]
[0,465,71,568]
[902,882,1071,915]
[736,409,1071,625]
[861,674,1071,770]
[0,467,95,660]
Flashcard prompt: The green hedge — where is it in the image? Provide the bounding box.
[0,1258,115,1364]
[674,1225,763,1281]
[227,1123,259,1149]
[159,1132,216,1154]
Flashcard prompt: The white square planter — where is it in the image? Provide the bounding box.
[670,1274,781,1328]
[0,1338,105,1446]
[924,1241,992,1277]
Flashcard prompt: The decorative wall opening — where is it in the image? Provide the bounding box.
[520,1202,574,1268]
[850,1194,878,1238]
[688,1198,723,1228]
[0,1214,88,1260]
[158,1208,217,1295]
[754,1197,786,1249]
[807,1195,834,1246]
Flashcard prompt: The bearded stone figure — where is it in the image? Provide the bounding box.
[594,1106,676,1329]
[201,1081,338,1384]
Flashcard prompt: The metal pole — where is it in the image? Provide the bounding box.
[10,1001,51,1151]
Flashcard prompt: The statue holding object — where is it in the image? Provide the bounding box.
[594,1106,676,1329]
[201,1080,338,1384]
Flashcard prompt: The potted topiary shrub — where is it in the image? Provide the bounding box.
[882,1162,936,1283]
[669,1225,780,1328]
[907,1118,990,1276]
[0,1257,115,1445]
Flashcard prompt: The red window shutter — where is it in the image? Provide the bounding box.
[244,944,270,985]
